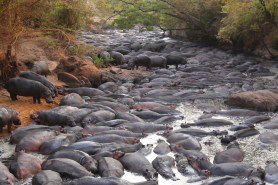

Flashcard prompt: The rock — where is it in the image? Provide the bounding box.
[73,59,101,87]
[57,72,81,87]
[225,90,278,112]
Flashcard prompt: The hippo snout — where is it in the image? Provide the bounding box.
[45,97,54,104]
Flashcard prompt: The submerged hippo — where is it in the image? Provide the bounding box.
[4,77,53,104]
[152,156,178,180]
[98,157,124,177]
[115,152,158,180]
[42,158,92,178]
[0,106,21,133]
[65,176,132,185]
[10,151,42,179]
[0,161,16,185]
[48,150,98,173]
[32,170,63,185]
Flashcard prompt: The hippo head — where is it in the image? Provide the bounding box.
[13,115,21,125]
[143,169,158,181]
[126,137,140,144]
[43,91,54,103]
[113,150,125,160]
[82,157,97,173]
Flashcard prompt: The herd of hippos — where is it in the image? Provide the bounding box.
[0,29,278,185]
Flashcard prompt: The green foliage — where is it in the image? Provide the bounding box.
[91,56,113,68]
[218,0,277,50]
[66,43,97,57]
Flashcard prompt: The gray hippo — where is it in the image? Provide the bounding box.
[130,55,151,70]
[15,129,58,152]
[31,61,51,77]
[20,71,58,97]
[32,170,63,185]
[39,134,77,155]
[4,77,53,104]
[59,93,85,106]
[152,156,178,180]
[0,106,21,133]
[32,111,76,127]
[0,161,16,185]
[110,51,124,65]
[149,56,167,69]
[115,152,158,180]
[42,158,92,178]
[48,150,98,173]
[64,176,132,185]
[10,151,42,179]
[98,157,124,177]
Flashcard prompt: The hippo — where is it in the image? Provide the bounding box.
[265,161,278,184]
[59,93,85,106]
[39,134,77,155]
[263,117,278,129]
[65,87,105,97]
[116,112,145,123]
[64,176,132,185]
[32,111,76,127]
[116,122,171,133]
[175,154,194,176]
[166,54,185,68]
[96,101,129,112]
[173,128,226,137]
[32,170,63,185]
[213,144,245,164]
[188,157,255,177]
[98,51,111,60]
[20,71,58,97]
[233,127,259,138]
[189,118,233,127]
[82,110,116,127]
[152,156,178,180]
[15,130,58,152]
[138,144,153,156]
[62,141,103,155]
[80,134,139,144]
[50,106,92,124]
[10,151,42,179]
[110,51,124,65]
[0,161,16,185]
[98,157,124,177]
[115,152,158,180]
[31,61,51,77]
[42,158,92,178]
[4,77,53,104]
[259,132,278,144]
[149,56,167,69]
[0,106,21,133]
[215,109,261,117]
[10,125,61,144]
[48,150,98,173]
[131,110,166,120]
[95,119,129,127]
[130,55,151,70]
[153,140,171,155]
[94,130,145,138]
[243,115,270,125]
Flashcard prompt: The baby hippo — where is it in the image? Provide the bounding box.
[131,55,151,70]
[4,77,53,104]
[0,106,21,133]
[149,56,167,69]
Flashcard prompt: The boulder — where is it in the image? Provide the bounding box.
[225,90,278,112]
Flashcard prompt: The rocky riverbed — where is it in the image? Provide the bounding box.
[0,28,278,185]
